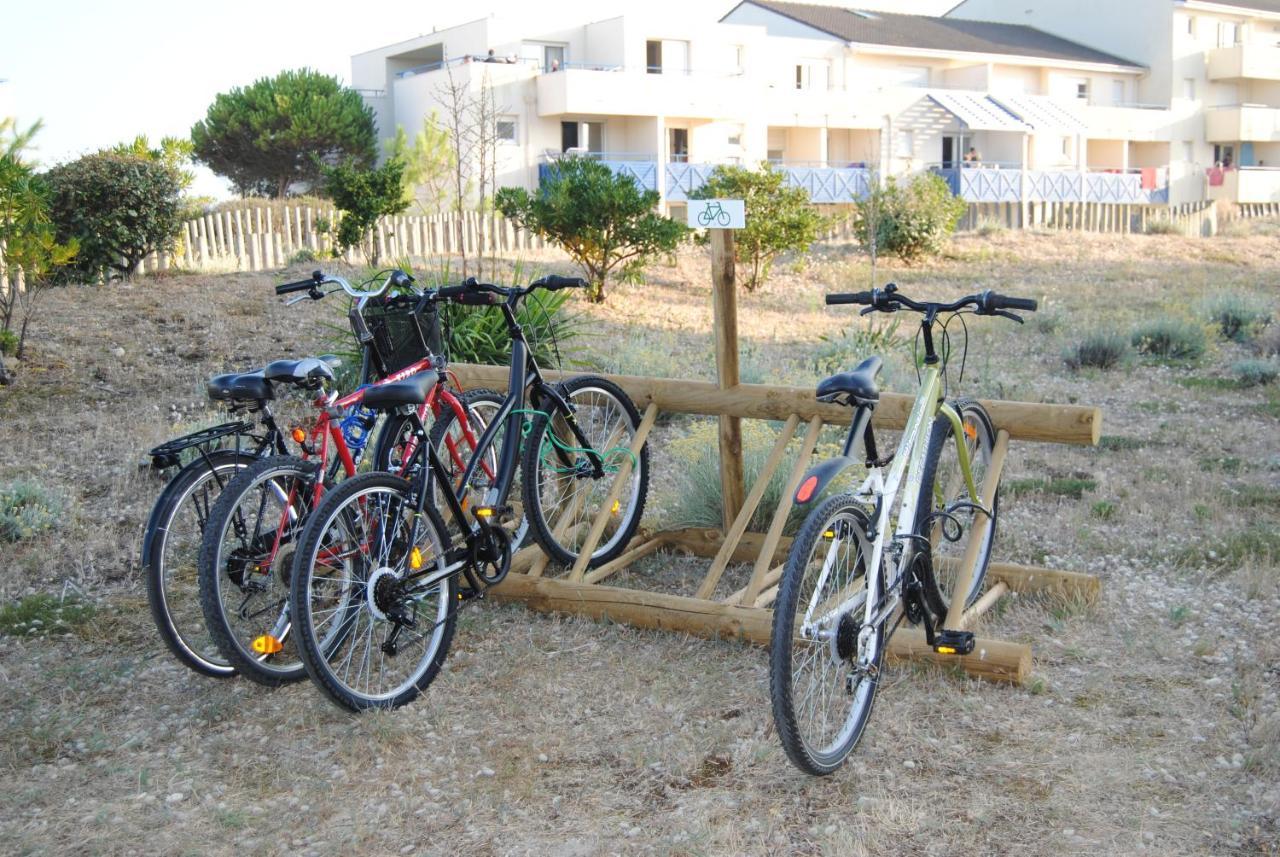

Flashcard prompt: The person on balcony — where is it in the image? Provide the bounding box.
[963,147,982,166]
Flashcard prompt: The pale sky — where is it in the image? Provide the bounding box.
[1,0,952,197]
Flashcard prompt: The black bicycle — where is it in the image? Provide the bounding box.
[288,275,651,710]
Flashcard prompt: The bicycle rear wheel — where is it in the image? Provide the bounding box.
[143,450,255,677]
[912,398,998,621]
[770,494,883,775]
[291,472,456,711]
[198,455,317,686]
[521,377,648,568]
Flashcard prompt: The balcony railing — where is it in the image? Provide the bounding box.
[1207,44,1280,82]
[930,165,1169,204]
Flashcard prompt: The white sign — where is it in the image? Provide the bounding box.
[687,198,745,229]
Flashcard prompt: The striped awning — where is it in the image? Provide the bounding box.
[990,94,1087,133]
[926,92,1029,132]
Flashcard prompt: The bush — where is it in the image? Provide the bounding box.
[44,152,182,281]
[321,157,408,265]
[0,481,61,543]
[853,173,965,263]
[1232,359,1279,387]
[441,287,579,367]
[496,157,687,302]
[0,329,16,357]
[1200,292,1271,342]
[689,163,826,290]
[812,317,904,375]
[1145,219,1182,235]
[1131,318,1206,360]
[974,216,1005,237]
[1064,331,1128,370]
[191,69,377,198]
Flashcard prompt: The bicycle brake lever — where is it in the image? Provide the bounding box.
[859,306,876,316]
[284,294,310,307]
[993,310,1024,324]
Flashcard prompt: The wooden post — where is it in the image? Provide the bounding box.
[710,228,744,531]
[943,429,1010,629]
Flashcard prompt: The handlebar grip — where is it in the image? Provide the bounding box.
[826,292,874,306]
[435,286,498,305]
[540,275,588,291]
[275,280,315,296]
[991,293,1038,312]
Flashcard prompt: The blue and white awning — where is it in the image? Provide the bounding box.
[990,94,1087,133]
[926,92,1029,132]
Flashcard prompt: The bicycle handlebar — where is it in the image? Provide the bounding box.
[275,269,416,300]
[825,283,1037,318]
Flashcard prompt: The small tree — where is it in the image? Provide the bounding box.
[321,157,408,265]
[111,135,196,192]
[495,158,687,303]
[386,113,454,214]
[854,173,965,263]
[43,152,182,281]
[689,163,826,291]
[191,69,377,198]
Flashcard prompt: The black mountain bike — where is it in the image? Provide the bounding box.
[289,275,651,711]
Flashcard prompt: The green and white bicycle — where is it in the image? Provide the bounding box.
[770,283,1037,775]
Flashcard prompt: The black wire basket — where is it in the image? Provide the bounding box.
[361,296,444,377]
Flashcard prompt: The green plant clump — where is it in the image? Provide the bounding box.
[853,173,966,263]
[1145,219,1182,235]
[1200,292,1271,342]
[1064,331,1129,370]
[1131,318,1206,361]
[1005,477,1097,500]
[0,593,95,637]
[0,481,62,542]
[1232,359,1279,387]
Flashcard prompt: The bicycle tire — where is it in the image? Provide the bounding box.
[143,449,256,677]
[911,398,998,621]
[770,493,883,775]
[520,376,649,568]
[290,472,456,711]
[197,455,318,686]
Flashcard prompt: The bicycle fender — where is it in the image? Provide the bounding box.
[794,456,860,506]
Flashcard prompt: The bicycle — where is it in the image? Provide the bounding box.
[288,274,651,711]
[770,282,1036,775]
[195,270,499,686]
[697,200,732,227]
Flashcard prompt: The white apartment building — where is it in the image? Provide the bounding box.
[350,0,1279,211]
[949,0,1280,204]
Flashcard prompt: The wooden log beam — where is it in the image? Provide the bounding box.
[664,527,793,565]
[583,535,669,585]
[981,560,1100,603]
[489,572,1030,684]
[959,581,1008,630]
[944,429,1010,629]
[449,364,1101,447]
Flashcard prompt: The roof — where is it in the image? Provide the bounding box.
[726,1,1145,69]
[991,94,1087,133]
[1184,0,1280,13]
[929,92,1029,131]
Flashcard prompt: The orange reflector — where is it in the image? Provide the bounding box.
[796,475,819,504]
[823,530,835,539]
[252,635,283,655]
[963,423,977,441]
[410,547,424,570]
[291,428,307,444]
[476,507,494,518]
[936,646,957,655]
[611,500,620,516]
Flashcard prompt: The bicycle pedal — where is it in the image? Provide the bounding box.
[474,505,514,524]
[933,629,975,656]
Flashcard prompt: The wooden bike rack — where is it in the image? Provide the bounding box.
[450,231,1102,685]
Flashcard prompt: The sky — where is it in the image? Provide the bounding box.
[1,0,952,198]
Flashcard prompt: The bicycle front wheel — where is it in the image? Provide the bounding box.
[521,376,649,568]
[291,473,456,712]
[912,398,998,621]
[198,455,317,686]
[770,494,883,776]
[143,449,256,678]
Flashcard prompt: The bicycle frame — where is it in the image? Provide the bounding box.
[799,364,984,655]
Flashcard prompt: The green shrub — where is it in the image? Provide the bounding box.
[1005,477,1097,500]
[44,152,182,281]
[1064,331,1128,370]
[0,593,96,637]
[974,216,1005,237]
[1200,292,1271,342]
[321,157,408,265]
[441,287,579,367]
[812,317,903,375]
[0,329,16,356]
[1145,219,1182,235]
[0,481,61,543]
[1091,500,1117,521]
[289,248,319,265]
[689,163,826,290]
[1131,318,1206,360]
[1232,359,1279,387]
[853,173,966,263]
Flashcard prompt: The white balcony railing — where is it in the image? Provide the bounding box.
[1207,44,1280,82]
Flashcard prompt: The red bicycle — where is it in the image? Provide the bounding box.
[195,270,501,686]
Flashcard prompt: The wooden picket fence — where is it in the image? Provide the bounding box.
[137,207,548,274]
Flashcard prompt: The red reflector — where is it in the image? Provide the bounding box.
[796,475,819,503]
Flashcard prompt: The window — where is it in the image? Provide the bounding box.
[521,43,565,72]
[767,148,784,162]
[1214,144,1235,167]
[896,130,915,158]
[561,121,579,153]
[496,116,517,144]
[1184,77,1196,100]
[1218,21,1239,47]
[1061,136,1072,157]
[732,44,745,74]
[668,128,688,163]
[1075,80,1089,100]
[646,40,661,74]
[1112,80,1126,105]
[1183,140,1195,163]
[586,122,603,154]
[1186,15,1197,37]
[727,127,743,147]
[795,64,808,90]
[794,61,829,90]
[893,66,930,88]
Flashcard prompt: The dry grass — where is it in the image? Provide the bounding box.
[1,230,1278,855]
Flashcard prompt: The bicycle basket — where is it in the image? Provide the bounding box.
[361,297,444,377]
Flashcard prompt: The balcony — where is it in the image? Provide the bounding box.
[932,165,1169,204]
[537,155,871,203]
[1206,105,1280,142]
[1207,44,1280,82]
[535,66,754,119]
[1207,167,1280,203]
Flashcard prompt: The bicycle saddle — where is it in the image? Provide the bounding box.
[262,357,337,389]
[816,356,882,405]
[361,371,439,411]
[206,371,272,402]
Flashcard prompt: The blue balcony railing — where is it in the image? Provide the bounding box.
[933,166,1169,204]
[539,158,871,203]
